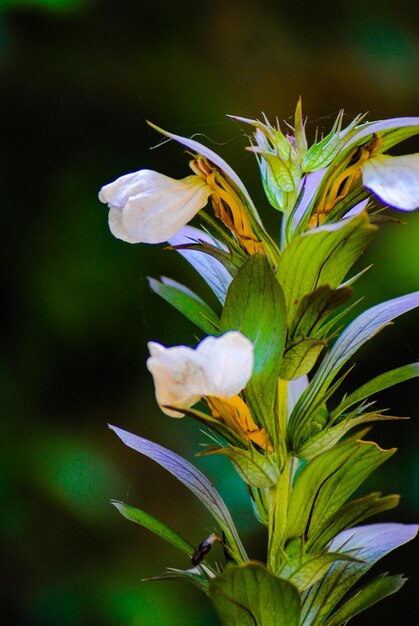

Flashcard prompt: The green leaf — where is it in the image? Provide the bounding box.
[289,291,419,449]
[286,438,355,540]
[302,111,363,172]
[209,562,301,626]
[261,150,300,193]
[111,500,195,557]
[333,361,419,416]
[295,421,350,460]
[290,285,354,340]
[324,573,407,626]
[306,492,400,553]
[294,98,308,158]
[259,155,285,211]
[298,413,407,460]
[279,338,325,380]
[220,254,287,437]
[285,438,395,542]
[276,213,376,330]
[148,276,219,334]
[200,445,280,488]
[144,566,212,594]
[301,523,418,626]
[278,552,358,592]
[310,292,419,395]
[179,405,245,448]
[311,296,362,345]
[308,441,394,543]
[248,484,269,526]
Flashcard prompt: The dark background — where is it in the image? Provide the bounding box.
[1,0,418,624]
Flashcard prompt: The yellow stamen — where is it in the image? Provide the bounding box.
[207,172,264,255]
[191,156,264,254]
[309,135,382,227]
[207,395,273,451]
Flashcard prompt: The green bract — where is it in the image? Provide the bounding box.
[103,104,419,625]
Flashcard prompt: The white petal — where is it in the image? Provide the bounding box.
[196,332,254,398]
[361,153,419,211]
[99,170,151,209]
[146,332,254,417]
[122,174,211,243]
[146,342,207,417]
[99,169,211,244]
[108,207,138,243]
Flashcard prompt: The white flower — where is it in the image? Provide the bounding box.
[361,153,419,211]
[146,332,254,417]
[98,169,211,243]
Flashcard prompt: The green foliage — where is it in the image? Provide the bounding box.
[323,573,407,626]
[145,568,212,594]
[285,437,395,543]
[332,361,419,416]
[279,338,326,380]
[300,524,418,625]
[202,445,280,488]
[220,254,287,437]
[148,276,220,334]
[276,213,376,330]
[277,551,357,592]
[306,492,400,553]
[231,115,301,212]
[209,562,301,626]
[288,291,419,452]
[289,285,354,341]
[111,500,194,558]
[302,112,363,172]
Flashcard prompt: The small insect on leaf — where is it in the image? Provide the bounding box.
[192,533,221,566]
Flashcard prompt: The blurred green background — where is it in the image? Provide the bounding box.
[2,0,418,624]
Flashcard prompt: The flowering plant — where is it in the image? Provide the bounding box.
[100,102,419,625]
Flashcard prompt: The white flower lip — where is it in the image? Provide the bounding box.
[146,331,254,417]
[361,153,419,211]
[99,169,211,244]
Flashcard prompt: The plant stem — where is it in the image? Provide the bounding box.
[275,378,289,469]
[267,453,292,573]
[267,378,291,573]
